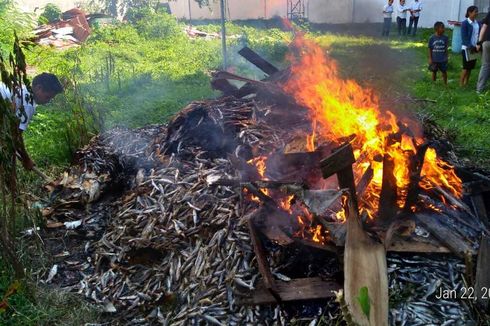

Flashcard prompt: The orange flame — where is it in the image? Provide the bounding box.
[282,36,462,216]
[279,195,295,213]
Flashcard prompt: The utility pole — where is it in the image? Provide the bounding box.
[220,0,228,70]
[264,0,267,19]
[188,0,192,26]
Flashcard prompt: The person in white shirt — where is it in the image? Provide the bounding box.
[408,0,422,36]
[382,0,394,36]
[460,6,480,86]
[396,0,410,36]
[0,73,63,170]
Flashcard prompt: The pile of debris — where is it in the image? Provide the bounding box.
[37,43,490,325]
[33,8,91,49]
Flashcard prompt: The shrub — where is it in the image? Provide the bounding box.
[38,3,62,25]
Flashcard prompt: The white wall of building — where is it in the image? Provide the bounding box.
[169,0,477,28]
[15,0,83,13]
[15,0,478,28]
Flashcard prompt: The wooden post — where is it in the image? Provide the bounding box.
[403,143,429,212]
[219,0,228,70]
[378,154,398,222]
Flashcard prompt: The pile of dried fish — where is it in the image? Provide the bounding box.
[388,254,474,326]
[39,92,482,325]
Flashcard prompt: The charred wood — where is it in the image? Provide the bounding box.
[246,210,281,303]
[238,47,280,76]
[403,143,429,212]
[320,143,358,210]
[475,235,490,310]
[378,154,398,223]
[241,277,340,305]
[415,213,475,258]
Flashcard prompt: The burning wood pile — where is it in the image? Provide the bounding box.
[39,37,490,325]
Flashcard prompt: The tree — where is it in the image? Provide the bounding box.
[38,3,62,25]
[91,0,214,17]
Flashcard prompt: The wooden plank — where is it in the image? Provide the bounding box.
[246,210,281,303]
[238,46,279,76]
[378,154,398,223]
[471,195,489,228]
[242,277,341,305]
[414,213,475,258]
[320,143,356,179]
[344,194,388,326]
[475,235,490,310]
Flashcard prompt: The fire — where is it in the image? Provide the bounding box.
[282,35,462,216]
[248,156,268,179]
[279,195,295,213]
[311,225,323,243]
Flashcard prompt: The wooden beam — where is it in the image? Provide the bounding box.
[241,277,341,305]
[414,213,475,258]
[475,235,490,310]
[344,194,388,326]
[238,46,280,76]
[246,210,281,303]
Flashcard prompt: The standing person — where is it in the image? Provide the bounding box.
[396,0,410,36]
[382,0,394,37]
[477,11,490,92]
[408,0,422,36]
[428,22,449,85]
[460,6,480,87]
[0,73,63,170]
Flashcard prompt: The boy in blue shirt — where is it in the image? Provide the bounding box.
[428,21,449,84]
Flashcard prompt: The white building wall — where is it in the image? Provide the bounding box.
[169,0,477,27]
[15,0,83,12]
[15,0,478,27]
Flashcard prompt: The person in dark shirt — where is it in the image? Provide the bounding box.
[428,22,449,85]
[477,12,490,92]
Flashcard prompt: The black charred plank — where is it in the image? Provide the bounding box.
[403,143,429,212]
[238,47,280,76]
[241,277,340,305]
[378,154,398,222]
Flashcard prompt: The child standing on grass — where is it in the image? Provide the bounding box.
[428,22,449,85]
[382,0,394,36]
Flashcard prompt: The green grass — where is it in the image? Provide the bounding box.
[0,258,101,326]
